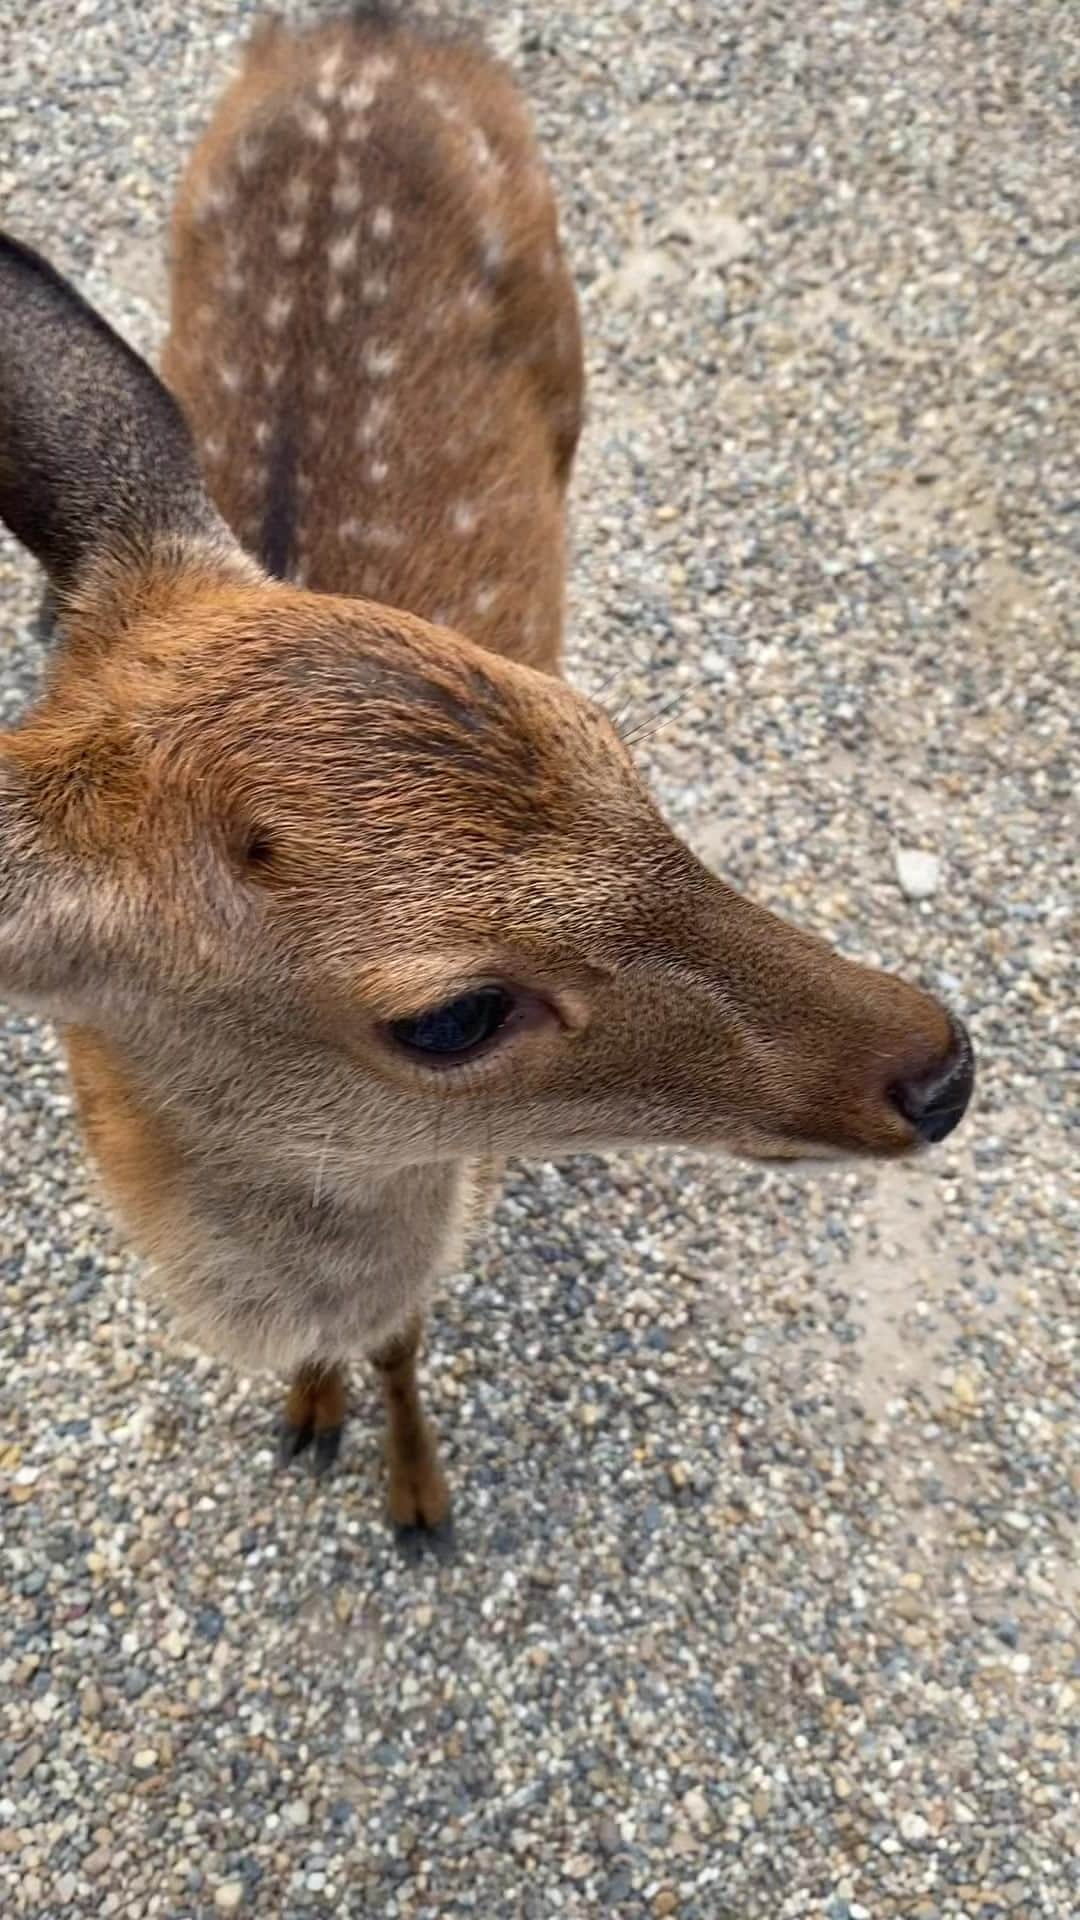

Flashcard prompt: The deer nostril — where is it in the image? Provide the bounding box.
[889,1018,976,1145]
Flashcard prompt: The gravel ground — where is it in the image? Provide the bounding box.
[1,3,1077,1916]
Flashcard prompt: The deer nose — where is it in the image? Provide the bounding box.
[889,1018,975,1144]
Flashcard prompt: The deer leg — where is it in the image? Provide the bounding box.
[369,1315,452,1560]
[278,1360,347,1477]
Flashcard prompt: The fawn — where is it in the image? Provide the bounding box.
[0,10,973,1552]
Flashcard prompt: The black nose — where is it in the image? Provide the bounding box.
[890,1019,976,1145]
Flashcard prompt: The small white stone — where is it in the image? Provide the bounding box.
[894,846,941,900]
[284,1798,310,1828]
[899,1811,929,1844]
[682,1787,711,1833]
[214,1884,244,1913]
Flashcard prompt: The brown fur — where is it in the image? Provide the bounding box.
[162,13,581,666]
[0,13,972,1543]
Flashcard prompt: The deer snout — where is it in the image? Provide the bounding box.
[888,1016,975,1145]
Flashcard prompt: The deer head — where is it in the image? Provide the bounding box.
[0,234,973,1196]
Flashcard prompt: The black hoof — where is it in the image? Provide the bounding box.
[277,1418,313,1467]
[312,1426,342,1478]
[277,1420,343,1477]
[394,1515,456,1564]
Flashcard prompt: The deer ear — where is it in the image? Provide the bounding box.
[0,231,250,605]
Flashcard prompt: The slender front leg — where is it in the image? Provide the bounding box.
[278,1359,348,1476]
[369,1315,452,1559]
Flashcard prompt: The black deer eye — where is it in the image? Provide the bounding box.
[388,986,515,1061]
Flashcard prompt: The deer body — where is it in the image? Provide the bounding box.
[0,13,973,1546]
[66,15,576,1379]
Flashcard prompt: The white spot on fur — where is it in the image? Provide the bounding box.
[357,395,391,447]
[221,265,245,297]
[366,458,389,485]
[195,181,230,223]
[195,302,213,329]
[317,45,344,101]
[342,78,375,114]
[343,53,396,114]
[277,224,304,259]
[370,206,394,242]
[362,342,399,379]
[202,435,223,463]
[264,360,283,390]
[297,472,313,500]
[328,231,358,273]
[471,129,497,172]
[451,500,478,536]
[297,105,331,145]
[266,294,293,332]
[326,287,345,324]
[253,419,270,449]
[474,584,498,615]
[313,360,330,396]
[342,116,369,146]
[218,363,241,393]
[330,177,362,216]
[365,525,404,550]
[360,272,390,305]
[285,177,312,215]
[339,517,362,541]
[482,229,505,275]
[236,136,263,177]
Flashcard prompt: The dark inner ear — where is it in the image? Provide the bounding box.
[0,231,225,597]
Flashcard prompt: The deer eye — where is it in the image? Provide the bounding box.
[388,986,516,1062]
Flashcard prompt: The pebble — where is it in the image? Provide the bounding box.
[894,846,942,901]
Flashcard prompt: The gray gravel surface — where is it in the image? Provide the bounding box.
[1,3,1077,1916]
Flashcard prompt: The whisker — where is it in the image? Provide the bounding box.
[621,688,688,749]
[312,1125,334,1207]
